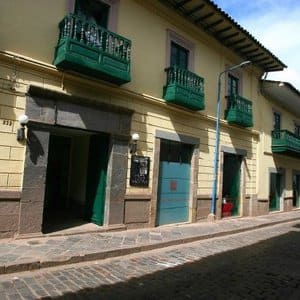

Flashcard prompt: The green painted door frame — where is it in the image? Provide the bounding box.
[293,174,300,207]
[222,153,242,216]
[269,173,281,211]
[85,133,110,225]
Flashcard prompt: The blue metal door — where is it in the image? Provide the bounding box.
[157,140,191,225]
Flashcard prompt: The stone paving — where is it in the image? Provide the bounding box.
[1,219,300,299]
[0,210,300,275]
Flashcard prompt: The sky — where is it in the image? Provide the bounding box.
[212,0,300,90]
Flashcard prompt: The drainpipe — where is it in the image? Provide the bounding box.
[208,60,251,221]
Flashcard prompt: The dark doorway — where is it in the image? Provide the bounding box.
[222,153,242,217]
[43,135,72,232]
[269,172,282,211]
[42,128,110,233]
[293,174,300,208]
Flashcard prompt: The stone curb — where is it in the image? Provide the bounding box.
[1,216,299,275]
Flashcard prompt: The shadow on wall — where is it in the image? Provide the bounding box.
[26,129,45,165]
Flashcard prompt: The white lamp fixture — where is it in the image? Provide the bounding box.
[17,114,29,142]
[130,132,140,154]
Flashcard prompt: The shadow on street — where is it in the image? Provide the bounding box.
[53,227,300,299]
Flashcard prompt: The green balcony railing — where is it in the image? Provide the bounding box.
[225,94,253,127]
[53,13,131,85]
[163,66,205,111]
[272,130,300,157]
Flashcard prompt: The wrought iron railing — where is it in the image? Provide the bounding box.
[225,94,253,127]
[165,65,204,95]
[58,13,131,62]
[272,130,300,152]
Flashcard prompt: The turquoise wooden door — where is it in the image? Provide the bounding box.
[85,133,109,225]
[157,140,192,226]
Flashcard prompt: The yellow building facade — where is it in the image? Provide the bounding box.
[0,0,297,239]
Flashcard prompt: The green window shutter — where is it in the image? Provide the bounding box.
[273,112,281,131]
[170,42,189,69]
[228,74,239,95]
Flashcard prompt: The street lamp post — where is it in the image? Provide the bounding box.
[208,60,251,220]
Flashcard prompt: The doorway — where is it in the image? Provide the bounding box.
[156,140,192,226]
[42,128,110,233]
[293,174,300,208]
[269,172,282,211]
[222,153,242,217]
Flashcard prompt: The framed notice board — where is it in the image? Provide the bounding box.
[130,155,150,187]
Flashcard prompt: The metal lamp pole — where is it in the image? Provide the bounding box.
[209,60,251,220]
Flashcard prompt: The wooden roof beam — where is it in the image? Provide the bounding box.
[204,18,224,30]
[220,31,239,41]
[216,26,232,34]
[235,43,252,51]
[241,47,259,54]
[175,0,192,9]
[186,4,205,16]
[226,38,247,47]
[195,11,214,23]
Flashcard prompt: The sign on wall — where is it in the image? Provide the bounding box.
[130,155,150,187]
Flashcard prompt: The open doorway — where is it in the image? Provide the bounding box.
[269,172,282,212]
[42,127,109,233]
[222,153,242,217]
[293,174,300,208]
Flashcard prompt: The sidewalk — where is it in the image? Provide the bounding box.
[0,210,300,275]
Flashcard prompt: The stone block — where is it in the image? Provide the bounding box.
[15,96,26,109]
[21,187,46,203]
[0,159,23,173]
[0,213,19,231]
[10,147,25,160]
[25,129,50,167]
[0,120,13,133]
[196,199,211,220]
[26,96,55,124]
[0,174,8,186]
[0,93,16,107]
[108,201,124,225]
[18,200,43,235]
[8,174,22,187]
[125,199,150,224]
[22,166,47,188]
[0,106,24,120]
[0,146,10,159]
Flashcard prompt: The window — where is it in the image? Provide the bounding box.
[170,42,189,69]
[71,0,120,32]
[75,0,110,28]
[228,74,239,96]
[273,112,281,131]
[295,124,300,136]
[166,30,194,71]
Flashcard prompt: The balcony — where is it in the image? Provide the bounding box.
[53,14,131,85]
[163,66,205,111]
[225,94,253,127]
[272,130,300,157]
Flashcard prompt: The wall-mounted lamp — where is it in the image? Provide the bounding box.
[129,132,140,154]
[17,114,29,142]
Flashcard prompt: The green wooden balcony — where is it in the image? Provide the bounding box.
[272,130,300,157]
[163,66,205,111]
[225,94,253,127]
[53,14,131,85]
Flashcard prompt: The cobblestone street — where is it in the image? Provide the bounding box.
[1,220,300,299]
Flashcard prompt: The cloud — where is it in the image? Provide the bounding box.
[213,0,300,90]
